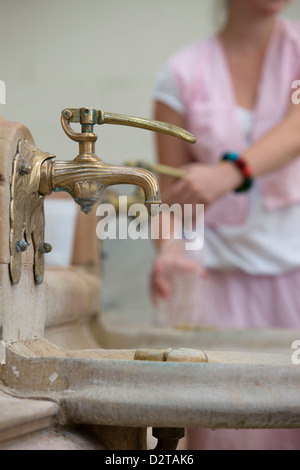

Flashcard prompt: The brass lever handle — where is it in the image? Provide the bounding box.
[61,107,196,148]
[97,110,196,143]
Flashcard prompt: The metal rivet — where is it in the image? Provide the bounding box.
[16,240,28,252]
[41,242,52,254]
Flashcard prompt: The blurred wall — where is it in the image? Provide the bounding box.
[1,0,300,165]
[0,10,3,80]
[0,0,213,164]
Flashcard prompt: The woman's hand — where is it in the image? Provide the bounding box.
[163,161,243,206]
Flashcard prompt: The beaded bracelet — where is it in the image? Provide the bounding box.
[221,152,254,193]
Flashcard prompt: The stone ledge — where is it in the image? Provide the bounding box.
[44,266,101,329]
[0,264,101,342]
[0,427,103,450]
[0,390,58,444]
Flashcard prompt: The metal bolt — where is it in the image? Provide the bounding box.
[16,240,29,252]
[19,162,32,175]
[63,110,72,119]
[41,242,52,254]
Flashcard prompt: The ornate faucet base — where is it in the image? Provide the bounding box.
[9,139,54,285]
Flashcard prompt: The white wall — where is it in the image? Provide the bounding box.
[0,0,219,165]
[0,2,4,85]
[1,1,300,165]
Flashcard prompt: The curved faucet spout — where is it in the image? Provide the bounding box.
[39,158,161,214]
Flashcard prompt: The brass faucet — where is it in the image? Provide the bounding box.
[9,107,195,285]
[39,107,195,214]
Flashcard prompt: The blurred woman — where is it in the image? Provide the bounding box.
[152,0,300,450]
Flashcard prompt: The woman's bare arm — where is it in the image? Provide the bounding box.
[243,99,300,176]
[156,89,300,206]
[154,102,195,196]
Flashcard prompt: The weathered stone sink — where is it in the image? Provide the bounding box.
[1,116,300,450]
